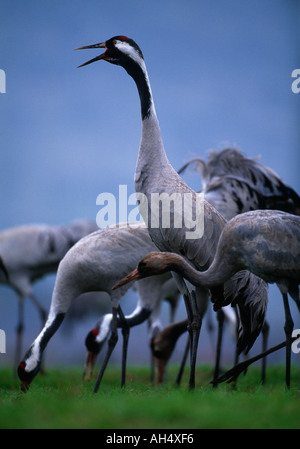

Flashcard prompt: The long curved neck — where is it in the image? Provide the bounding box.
[117,305,151,328]
[96,306,152,343]
[23,310,65,371]
[22,282,75,369]
[166,253,233,289]
[167,319,188,340]
[124,59,153,121]
[125,57,172,191]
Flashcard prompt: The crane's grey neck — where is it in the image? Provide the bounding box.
[169,255,227,289]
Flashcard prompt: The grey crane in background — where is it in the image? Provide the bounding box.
[178,148,300,220]
[83,274,180,382]
[151,304,237,385]
[0,219,97,365]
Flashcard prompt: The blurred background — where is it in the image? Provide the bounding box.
[0,0,299,373]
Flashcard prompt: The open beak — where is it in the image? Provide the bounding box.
[112,268,141,290]
[75,42,107,68]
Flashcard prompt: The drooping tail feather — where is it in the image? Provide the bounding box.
[223,270,268,354]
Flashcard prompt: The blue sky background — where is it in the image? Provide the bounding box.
[0,1,299,370]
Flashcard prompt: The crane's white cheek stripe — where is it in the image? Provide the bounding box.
[24,312,65,372]
[96,314,112,343]
[25,337,42,371]
[114,41,145,69]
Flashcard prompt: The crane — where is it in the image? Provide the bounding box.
[151,306,237,385]
[76,36,268,389]
[0,219,97,365]
[83,274,180,382]
[113,209,300,388]
[178,148,300,220]
[154,147,300,384]
[17,222,175,391]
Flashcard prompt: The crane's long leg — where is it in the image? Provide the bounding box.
[175,300,213,387]
[206,304,216,356]
[176,293,212,388]
[175,334,190,386]
[282,293,294,389]
[117,305,130,388]
[213,332,300,385]
[230,317,269,387]
[211,309,225,388]
[148,320,155,385]
[188,290,202,390]
[15,295,24,372]
[182,292,196,389]
[260,320,269,385]
[171,274,199,389]
[29,293,47,325]
[93,306,119,393]
[150,351,155,385]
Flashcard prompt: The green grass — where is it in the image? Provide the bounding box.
[0,364,299,429]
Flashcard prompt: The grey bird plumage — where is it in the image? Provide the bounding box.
[121,210,299,386]
[178,148,300,219]
[17,222,177,389]
[0,219,98,364]
[74,36,269,389]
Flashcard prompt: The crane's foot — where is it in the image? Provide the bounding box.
[211,360,248,385]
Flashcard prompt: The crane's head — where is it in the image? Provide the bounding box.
[17,360,41,392]
[75,36,144,68]
[112,252,179,290]
[82,328,105,381]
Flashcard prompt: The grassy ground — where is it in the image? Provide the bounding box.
[0,364,299,429]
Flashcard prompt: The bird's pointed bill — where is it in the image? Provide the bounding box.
[112,268,141,290]
[83,350,98,381]
[75,42,107,67]
[20,380,30,392]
